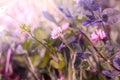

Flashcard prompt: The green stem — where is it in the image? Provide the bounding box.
[59,38,76,80]
[79,60,83,80]
[29,33,58,62]
[59,38,74,54]
[25,52,39,80]
[71,53,77,80]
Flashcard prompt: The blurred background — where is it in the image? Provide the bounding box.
[0,0,120,45]
[0,0,75,46]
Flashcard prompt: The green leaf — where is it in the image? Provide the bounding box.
[23,39,32,50]
[33,27,49,41]
[39,51,50,67]
[20,24,31,32]
[30,53,40,66]
[50,53,66,69]
[50,60,59,69]
[98,73,106,80]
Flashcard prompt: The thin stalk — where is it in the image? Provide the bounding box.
[59,38,77,80]
[5,48,12,75]
[71,53,77,80]
[79,60,83,80]
[29,33,58,62]
[59,38,74,54]
[25,52,39,80]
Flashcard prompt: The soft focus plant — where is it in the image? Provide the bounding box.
[1,0,120,80]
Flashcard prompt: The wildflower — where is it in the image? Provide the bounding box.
[76,0,100,11]
[51,27,63,39]
[82,19,103,26]
[51,23,69,39]
[58,6,72,18]
[102,70,120,78]
[91,29,106,42]
[61,23,70,31]
[77,52,86,59]
[91,32,99,42]
[96,29,106,39]
[113,53,120,70]
[42,11,57,24]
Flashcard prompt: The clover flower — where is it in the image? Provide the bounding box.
[96,29,106,39]
[51,27,63,39]
[91,29,106,42]
[51,23,69,39]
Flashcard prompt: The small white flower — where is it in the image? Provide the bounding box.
[51,27,63,39]
[51,23,69,39]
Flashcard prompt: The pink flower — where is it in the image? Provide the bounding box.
[91,29,106,42]
[91,32,99,42]
[51,27,63,39]
[51,23,69,39]
[96,29,106,39]
[61,23,70,31]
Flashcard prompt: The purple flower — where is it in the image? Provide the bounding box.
[77,52,86,59]
[113,53,120,70]
[82,20,94,26]
[82,20,102,26]
[102,70,120,78]
[42,11,57,24]
[91,1,100,11]
[58,6,73,18]
[78,0,100,11]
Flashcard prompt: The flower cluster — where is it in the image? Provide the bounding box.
[91,29,106,42]
[51,23,69,39]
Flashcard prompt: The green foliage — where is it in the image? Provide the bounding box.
[39,51,50,67]
[20,24,31,32]
[30,53,41,66]
[50,53,66,69]
[33,27,49,41]
[23,39,32,50]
